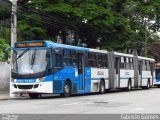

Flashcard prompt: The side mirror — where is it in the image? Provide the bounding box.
[46,48,52,59]
[5,48,12,64]
[46,51,50,59]
[5,51,8,60]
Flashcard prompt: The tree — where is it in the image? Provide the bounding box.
[0,38,10,61]
[0,0,11,61]
[0,0,11,20]
[17,0,134,50]
[122,0,160,55]
[15,0,160,57]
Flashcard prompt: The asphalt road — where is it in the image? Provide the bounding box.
[0,87,160,114]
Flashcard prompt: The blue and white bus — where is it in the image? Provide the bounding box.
[154,62,160,87]
[5,40,155,99]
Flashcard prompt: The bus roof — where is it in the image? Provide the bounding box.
[15,40,155,61]
[114,52,134,57]
[138,56,155,61]
[45,41,89,51]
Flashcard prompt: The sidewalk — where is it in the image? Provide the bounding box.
[0,91,9,100]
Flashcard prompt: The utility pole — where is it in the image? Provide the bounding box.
[144,19,148,57]
[143,0,149,57]
[9,0,18,98]
[10,0,17,47]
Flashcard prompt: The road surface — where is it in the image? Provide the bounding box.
[0,87,160,114]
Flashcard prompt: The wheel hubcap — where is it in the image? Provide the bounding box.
[101,85,104,92]
[128,84,131,90]
[64,85,69,93]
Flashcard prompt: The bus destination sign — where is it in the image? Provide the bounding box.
[15,42,46,48]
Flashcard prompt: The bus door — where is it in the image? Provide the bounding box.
[77,53,85,90]
[115,57,120,88]
[138,60,142,86]
[150,62,154,85]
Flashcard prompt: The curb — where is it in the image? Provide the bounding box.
[0,91,9,100]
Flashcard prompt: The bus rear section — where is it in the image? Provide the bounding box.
[108,52,155,90]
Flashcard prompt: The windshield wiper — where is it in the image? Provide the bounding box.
[14,48,29,63]
[31,50,36,68]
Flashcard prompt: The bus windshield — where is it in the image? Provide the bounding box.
[12,49,48,75]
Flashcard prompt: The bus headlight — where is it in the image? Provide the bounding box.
[36,77,44,82]
[11,78,15,82]
[39,77,44,81]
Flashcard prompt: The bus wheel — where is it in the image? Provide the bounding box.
[127,80,132,91]
[29,93,39,99]
[62,81,71,97]
[99,80,105,94]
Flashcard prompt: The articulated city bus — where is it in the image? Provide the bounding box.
[5,40,155,99]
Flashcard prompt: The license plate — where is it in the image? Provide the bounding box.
[21,90,28,94]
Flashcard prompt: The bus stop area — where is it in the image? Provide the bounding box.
[0,62,10,100]
[0,91,9,100]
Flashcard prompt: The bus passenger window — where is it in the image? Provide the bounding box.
[103,54,108,68]
[63,50,72,66]
[73,62,76,66]
[120,57,125,69]
[130,58,134,69]
[98,54,103,68]
[146,61,150,71]
[142,60,146,70]
[88,52,97,67]
[72,51,77,66]
[53,54,62,67]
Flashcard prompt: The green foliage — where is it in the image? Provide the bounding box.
[0,38,10,61]
[20,0,158,52]
[20,27,47,40]
[0,0,11,19]
[0,0,159,61]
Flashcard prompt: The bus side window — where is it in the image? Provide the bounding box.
[103,54,108,68]
[88,52,97,67]
[120,57,124,69]
[53,53,62,67]
[130,58,134,69]
[63,49,72,66]
[72,51,77,66]
[98,54,103,68]
[126,57,129,69]
[142,60,146,70]
[146,61,150,71]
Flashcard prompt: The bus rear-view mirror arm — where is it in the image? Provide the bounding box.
[5,47,13,64]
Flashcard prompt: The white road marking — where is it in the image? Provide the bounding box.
[60,102,79,106]
[130,108,144,112]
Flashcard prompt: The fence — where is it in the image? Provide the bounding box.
[0,62,10,91]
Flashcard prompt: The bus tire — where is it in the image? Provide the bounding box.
[99,80,105,94]
[127,80,132,91]
[62,80,71,97]
[29,93,39,99]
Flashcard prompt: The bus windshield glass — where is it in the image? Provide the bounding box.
[12,49,48,75]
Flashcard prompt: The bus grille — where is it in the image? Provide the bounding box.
[17,85,33,89]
